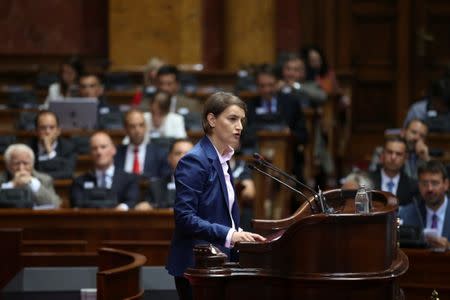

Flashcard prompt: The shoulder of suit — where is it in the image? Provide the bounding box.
[32,170,52,182]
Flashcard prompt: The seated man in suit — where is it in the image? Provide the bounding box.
[79,73,112,115]
[135,138,193,211]
[0,144,61,207]
[244,64,308,180]
[369,119,430,180]
[399,160,449,249]
[71,131,139,210]
[29,110,76,179]
[115,108,170,178]
[369,136,417,206]
[155,65,202,115]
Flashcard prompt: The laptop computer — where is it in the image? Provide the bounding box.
[49,97,98,130]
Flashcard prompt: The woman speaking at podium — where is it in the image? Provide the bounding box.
[166,92,265,300]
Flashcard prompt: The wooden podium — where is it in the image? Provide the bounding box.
[185,189,409,300]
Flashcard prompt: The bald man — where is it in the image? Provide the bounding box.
[70,131,139,210]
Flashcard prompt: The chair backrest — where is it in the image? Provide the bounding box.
[8,90,38,109]
[16,111,38,131]
[0,188,33,208]
[71,136,91,155]
[98,111,124,130]
[0,136,16,155]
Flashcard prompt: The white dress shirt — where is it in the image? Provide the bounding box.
[38,141,58,161]
[381,169,400,195]
[210,138,242,248]
[95,165,129,211]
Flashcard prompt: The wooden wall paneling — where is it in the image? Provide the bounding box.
[224,0,276,69]
[202,0,225,69]
[179,0,203,65]
[109,0,202,68]
[275,0,301,54]
[350,1,398,135]
[412,0,450,101]
[396,0,412,126]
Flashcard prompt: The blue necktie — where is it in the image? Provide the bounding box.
[386,181,395,193]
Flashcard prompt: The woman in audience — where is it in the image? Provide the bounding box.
[44,57,84,106]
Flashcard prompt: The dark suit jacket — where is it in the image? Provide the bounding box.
[144,175,176,208]
[369,169,417,206]
[243,93,308,147]
[114,143,170,179]
[70,168,139,208]
[399,195,450,240]
[166,136,240,277]
[29,137,76,179]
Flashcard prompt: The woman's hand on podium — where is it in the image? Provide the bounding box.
[232,231,266,244]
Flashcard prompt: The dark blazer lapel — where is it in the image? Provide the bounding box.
[442,196,450,238]
[200,136,230,206]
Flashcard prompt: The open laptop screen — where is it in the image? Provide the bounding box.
[49,97,98,130]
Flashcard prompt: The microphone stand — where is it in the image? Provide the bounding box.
[249,164,318,214]
[253,153,335,214]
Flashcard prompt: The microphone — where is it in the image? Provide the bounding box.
[252,153,334,214]
[253,153,317,197]
[248,164,318,214]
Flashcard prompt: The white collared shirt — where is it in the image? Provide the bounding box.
[381,169,400,195]
[95,165,115,189]
[38,141,58,161]
[425,196,448,237]
[209,137,241,248]
[124,143,147,174]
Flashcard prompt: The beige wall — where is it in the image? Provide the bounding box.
[109,0,202,68]
[109,0,276,69]
[224,0,276,69]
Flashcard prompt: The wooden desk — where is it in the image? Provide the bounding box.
[400,248,450,300]
[0,209,174,266]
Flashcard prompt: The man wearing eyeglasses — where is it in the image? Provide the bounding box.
[28,110,76,179]
[399,160,450,249]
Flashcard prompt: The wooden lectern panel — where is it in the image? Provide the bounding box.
[186,189,408,300]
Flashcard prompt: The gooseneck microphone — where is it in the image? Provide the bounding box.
[252,153,334,214]
[253,153,317,196]
[248,164,318,214]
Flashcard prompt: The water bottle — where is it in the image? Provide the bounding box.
[355,185,370,214]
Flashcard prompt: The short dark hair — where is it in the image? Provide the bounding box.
[202,92,246,134]
[35,110,60,128]
[404,118,427,130]
[384,135,407,149]
[418,160,448,180]
[123,108,145,127]
[79,73,102,85]
[151,91,171,115]
[168,138,193,154]
[255,64,277,81]
[156,65,179,82]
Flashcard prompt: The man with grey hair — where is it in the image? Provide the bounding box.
[0,144,61,207]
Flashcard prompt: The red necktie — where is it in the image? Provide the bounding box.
[132,146,140,174]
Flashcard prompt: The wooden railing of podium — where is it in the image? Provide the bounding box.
[185,189,409,300]
[0,209,174,267]
[97,247,146,300]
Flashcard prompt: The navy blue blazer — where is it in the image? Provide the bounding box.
[114,144,170,179]
[399,195,450,240]
[70,168,140,208]
[166,136,240,277]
